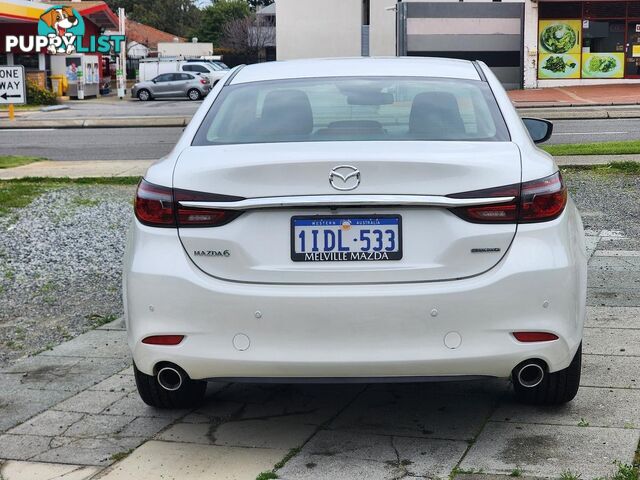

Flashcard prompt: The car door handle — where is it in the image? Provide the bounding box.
[178,194,515,211]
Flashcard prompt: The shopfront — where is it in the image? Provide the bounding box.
[0,0,119,94]
[538,1,640,81]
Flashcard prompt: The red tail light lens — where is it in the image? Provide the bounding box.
[173,189,242,227]
[519,172,567,223]
[448,172,567,224]
[200,78,207,85]
[135,179,175,227]
[176,207,241,227]
[513,332,559,342]
[135,180,243,228]
[142,335,184,345]
[448,184,520,224]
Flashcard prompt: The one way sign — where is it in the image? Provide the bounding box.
[0,66,26,105]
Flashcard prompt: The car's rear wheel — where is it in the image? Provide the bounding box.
[188,89,202,101]
[513,343,581,405]
[133,362,206,409]
[137,89,151,101]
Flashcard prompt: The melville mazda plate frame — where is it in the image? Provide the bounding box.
[290,214,403,262]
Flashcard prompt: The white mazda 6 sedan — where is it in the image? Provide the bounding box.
[124,57,587,408]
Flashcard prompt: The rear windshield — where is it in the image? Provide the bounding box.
[192,76,509,146]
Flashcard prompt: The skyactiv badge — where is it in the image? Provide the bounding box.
[4,6,125,55]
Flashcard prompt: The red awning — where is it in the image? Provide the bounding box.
[42,1,119,29]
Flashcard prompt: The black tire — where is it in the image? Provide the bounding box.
[137,89,151,101]
[513,343,581,405]
[133,362,206,409]
[187,88,202,101]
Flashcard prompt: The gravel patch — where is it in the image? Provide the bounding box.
[563,169,640,237]
[0,185,135,366]
[0,171,637,367]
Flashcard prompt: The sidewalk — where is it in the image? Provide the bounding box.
[0,160,154,180]
[508,83,640,108]
[0,155,632,180]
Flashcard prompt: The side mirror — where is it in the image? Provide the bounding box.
[522,117,553,144]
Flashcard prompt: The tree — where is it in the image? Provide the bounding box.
[247,0,274,10]
[105,0,202,38]
[195,0,250,46]
[220,13,274,62]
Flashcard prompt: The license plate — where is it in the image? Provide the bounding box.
[291,215,402,262]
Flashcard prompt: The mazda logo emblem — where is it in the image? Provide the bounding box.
[329,165,360,191]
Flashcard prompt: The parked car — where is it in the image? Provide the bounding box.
[125,57,587,409]
[131,72,211,101]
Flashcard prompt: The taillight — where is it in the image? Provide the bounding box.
[135,179,175,227]
[174,189,242,227]
[448,172,567,224]
[448,184,519,223]
[200,78,207,85]
[134,179,243,228]
[176,207,240,227]
[519,172,567,223]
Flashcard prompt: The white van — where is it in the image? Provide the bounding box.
[138,60,227,85]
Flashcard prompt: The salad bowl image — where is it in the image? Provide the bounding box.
[539,54,580,78]
[540,23,578,54]
[582,53,623,78]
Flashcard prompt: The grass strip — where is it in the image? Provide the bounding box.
[0,156,44,169]
[560,161,640,175]
[5,176,140,185]
[0,105,42,112]
[543,140,640,156]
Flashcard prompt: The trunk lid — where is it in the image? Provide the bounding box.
[174,141,521,284]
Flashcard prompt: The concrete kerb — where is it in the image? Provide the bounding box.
[517,108,640,120]
[520,109,610,120]
[0,160,155,180]
[0,116,191,129]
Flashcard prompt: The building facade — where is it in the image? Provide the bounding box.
[275,0,640,89]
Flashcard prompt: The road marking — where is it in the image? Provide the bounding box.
[553,131,627,136]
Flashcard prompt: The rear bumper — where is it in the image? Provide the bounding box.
[124,203,587,380]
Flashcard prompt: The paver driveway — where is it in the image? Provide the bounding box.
[1,228,638,480]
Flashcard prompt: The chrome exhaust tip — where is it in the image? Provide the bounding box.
[157,366,183,391]
[516,363,545,388]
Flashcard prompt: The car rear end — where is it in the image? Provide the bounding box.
[198,75,212,95]
[124,59,586,405]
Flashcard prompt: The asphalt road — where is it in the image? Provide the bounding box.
[2,118,639,161]
[0,127,184,161]
[549,118,640,144]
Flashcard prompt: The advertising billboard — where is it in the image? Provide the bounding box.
[538,20,582,79]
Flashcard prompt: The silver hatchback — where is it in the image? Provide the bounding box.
[132,73,211,101]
